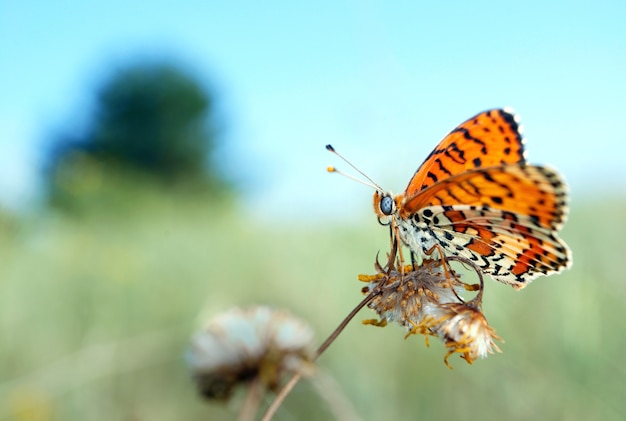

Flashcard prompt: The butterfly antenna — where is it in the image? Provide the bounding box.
[326,144,384,192]
[326,166,382,191]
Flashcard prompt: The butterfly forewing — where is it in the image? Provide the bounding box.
[404,109,525,196]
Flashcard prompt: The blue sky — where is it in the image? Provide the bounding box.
[1,1,625,219]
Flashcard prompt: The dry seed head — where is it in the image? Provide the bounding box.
[187,306,315,400]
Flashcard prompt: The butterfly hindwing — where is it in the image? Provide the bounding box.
[417,204,571,288]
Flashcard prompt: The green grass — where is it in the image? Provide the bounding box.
[0,187,624,421]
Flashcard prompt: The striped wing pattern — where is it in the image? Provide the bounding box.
[405,108,526,195]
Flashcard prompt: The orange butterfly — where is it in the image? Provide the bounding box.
[329,108,571,289]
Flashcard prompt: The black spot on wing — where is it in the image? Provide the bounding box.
[481,169,515,198]
[456,181,480,199]
[436,159,453,177]
[529,214,541,226]
[444,142,466,164]
[501,210,518,222]
[464,180,482,197]
[452,127,488,154]
[499,109,521,134]
[492,264,503,275]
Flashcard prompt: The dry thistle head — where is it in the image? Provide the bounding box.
[430,301,503,368]
[359,255,502,368]
[186,306,315,400]
[359,258,470,330]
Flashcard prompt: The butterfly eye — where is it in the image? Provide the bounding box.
[380,195,394,216]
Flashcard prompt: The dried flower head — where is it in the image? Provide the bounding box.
[186,306,315,400]
[359,255,502,368]
[430,301,502,368]
[359,258,470,329]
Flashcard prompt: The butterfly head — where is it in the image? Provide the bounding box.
[373,191,401,225]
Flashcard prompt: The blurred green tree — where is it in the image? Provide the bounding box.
[46,60,229,210]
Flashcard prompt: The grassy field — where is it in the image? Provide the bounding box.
[0,185,624,421]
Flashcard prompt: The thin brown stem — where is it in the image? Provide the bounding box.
[314,292,377,358]
[260,371,302,421]
[260,291,379,421]
[238,377,264,421]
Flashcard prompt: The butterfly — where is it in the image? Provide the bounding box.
[329,108,571,289]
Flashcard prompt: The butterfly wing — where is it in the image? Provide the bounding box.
[425,204,571,288]
[404,165,571,288]
[405,108,525,196]
[401,164,568,231]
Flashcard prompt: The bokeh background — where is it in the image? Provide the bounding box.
[1,1,625,420]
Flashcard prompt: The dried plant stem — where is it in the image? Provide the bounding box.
[260,372,303,421]
[238,377,264,421]
[260,292,379,421]
[314,292,376,358]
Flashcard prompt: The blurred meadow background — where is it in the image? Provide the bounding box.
[1,1,626,420]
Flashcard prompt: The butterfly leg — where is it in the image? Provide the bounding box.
[390,221,409,275]
[410,251,419,270]
[424,243,453,280]
[378,225,401,274]
[423,243,471,302]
